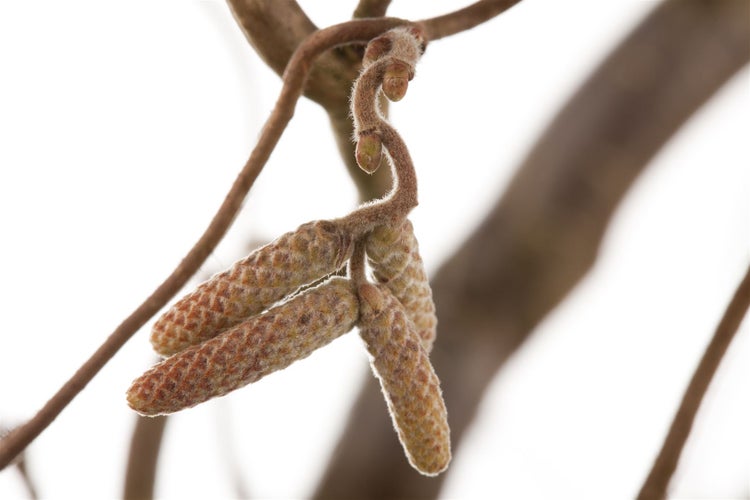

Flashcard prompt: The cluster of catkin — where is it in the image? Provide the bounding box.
[126,26,450,476]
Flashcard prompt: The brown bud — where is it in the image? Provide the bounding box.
[128,277,359,416]
[151,220,353,357]
[357,283,451,476]
[355,132,383,174]
[382,61,412,102]
[366,219,437,352]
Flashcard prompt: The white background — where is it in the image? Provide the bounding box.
[0,1,748,498]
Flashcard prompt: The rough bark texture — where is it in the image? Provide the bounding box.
[313,1,750,498]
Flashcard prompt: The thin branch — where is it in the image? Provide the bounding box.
[419,0,524,41]
[227,0,394,202]
[0,17,413,471]
[227,1,529,204]
[14,456,38,500]
[638,263,750,500]
[354,0,392,19]
[123,415,168,500]
[314,0,750,497]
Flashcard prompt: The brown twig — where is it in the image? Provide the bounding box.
[314,0,750,497]
[354,0,392,19]
[419,0,524,41]
[227,1,529,204]
[638,263,750,500]
[227,0,395,202]
[123,415,168,500]
[0,17,414,471]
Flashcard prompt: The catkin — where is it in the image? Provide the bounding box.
[128,277,359,416]
[151,220,353,356]
[357,283,450,476]
[366,219,437,352]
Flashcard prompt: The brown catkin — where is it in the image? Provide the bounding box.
[150,220,353,356]
[366,219,437,352]
[357,283,450,476]
[128,277,359,416]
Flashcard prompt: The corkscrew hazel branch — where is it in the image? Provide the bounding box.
[338,27,425,238]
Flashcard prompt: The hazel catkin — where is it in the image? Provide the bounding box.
[128,277,359,416]
[366,219,437,352]
[357,283,451,476]
[150,219,353,357]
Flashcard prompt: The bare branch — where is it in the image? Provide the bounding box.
[638,263,750,499]
[314,0,750,497]
[0,17,413,472]
[123,415,168,500]
[419,0,524,41]
[354,0,392,19]
[227,1,394,202]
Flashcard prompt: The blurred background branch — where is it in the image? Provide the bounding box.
[123,415,167,500]
[313,0,750,497]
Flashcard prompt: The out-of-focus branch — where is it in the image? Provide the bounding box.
[226,0,361,108]
[227,0,394,201]
[15,455,38,500]
[314,1,750,498]
[638,263,750,500]
[419,0,524,41]
[123,415,168,500]
[0,17,413,472]
[354,0,392,19]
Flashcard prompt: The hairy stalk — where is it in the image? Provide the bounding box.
[338,28,425,237]
[638,263,750,500]
[227,1,528,204]
[0,17,416,471]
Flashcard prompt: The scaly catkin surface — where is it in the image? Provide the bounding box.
[151,220,353,356]
[357,283,450,476]
[128,277,358,416]
[366,219,437,352]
